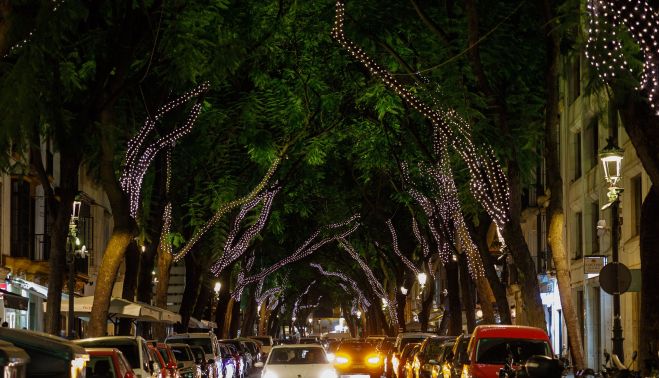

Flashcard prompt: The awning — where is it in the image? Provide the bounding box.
[0,289,28,311]
[48,296,166,322]
[138,302,181,324]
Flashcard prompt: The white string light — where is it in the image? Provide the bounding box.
[586,0,659,114]
[310,263,371,309]
[386,219,421,275]
[338,238,398,327]
[331,1,510,226]
[173,157,281,261]
[2,0,65,59]
[121,82,211,218]
[231,215,361,299]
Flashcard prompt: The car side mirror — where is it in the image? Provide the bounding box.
[254,362,264,368]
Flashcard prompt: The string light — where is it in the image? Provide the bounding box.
[586,0,659,114]
[2,0,66,59]
[338,238,398,327]
[231,215,361,297]
[173,157,281,261]
[210,188,279,274]
[121,82,211,218]
[292,281,317,321]
[310,263,371,309]
[386,220,421,275]
[412,217,430,258]
[332,1,510,225]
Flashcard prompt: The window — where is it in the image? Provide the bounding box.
[10,178,32,258]
[591,202,600,254]
[574,131,582,180]
[574,212,583,259]
[632,175,642,236]
[568,55,581,104]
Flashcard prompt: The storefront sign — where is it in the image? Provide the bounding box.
[584,255,607,276]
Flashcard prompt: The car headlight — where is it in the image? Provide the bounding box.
[263,370,278,378]
[326,353,335,362]
[319,368,338,378]
[334,355,350,365]
[366,355,381,366]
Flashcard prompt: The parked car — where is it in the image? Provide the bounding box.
[75,336,158,378]
[146,346,165,378]
[86,347,136,378]
[441,334,470,378]
[412,336,455,378]
[333,339,383,378]
[189,345,214,378]
[165,333,221,378]
[150,342,181,378]
[377,338,396,378]
[0,339,29,378]
[221,343,243,378]
[255,344,336,378]
[428,339,457,378]
[216,344,236,378]
[462,325,553,378]
[0,328,88,378]
[389,333,435,378]
[247,336,273,359]
[167,343,202,378]
[219,339,252,375]
[394,343,420,378]
[236,338,262,363]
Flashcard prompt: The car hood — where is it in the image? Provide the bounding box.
[263,363,335,378]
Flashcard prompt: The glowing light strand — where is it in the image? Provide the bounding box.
[412,217,430,258]
[211,188,279,275]
[338,238,398,327]
[310,263,371,308]
[120,82,211,218]
[231,215,361,299]
[173,157,281,261]
[586,0,659,114]
[292,281,316,321]
[386,220,421,275]
[2,0,66,58]
[331,1,510,226]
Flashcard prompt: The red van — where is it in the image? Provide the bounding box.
[462,325,553,378]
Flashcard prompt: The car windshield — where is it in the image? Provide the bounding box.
[476,338,551,364]
[190,347,205,361]
[171,346,193,361]
[179,338,213,354]
[425,339,445,356]
[268,347,327,364]
[250,337,271,346]
[89,356,116,377]
[398,338,427,353]
[77,341,139,369]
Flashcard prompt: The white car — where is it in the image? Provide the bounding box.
[255,344,337,378]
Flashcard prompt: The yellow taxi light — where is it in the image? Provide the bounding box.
[366,355,381,366]
[334,355,350,365]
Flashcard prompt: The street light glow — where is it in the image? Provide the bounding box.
[214,281,222,295]
[417,272,427,288]
[400,286,408,295]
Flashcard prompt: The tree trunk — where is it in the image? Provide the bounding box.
[214,270,231,337]
[502,163,546,329]
[193,278,210,320]
[446,261,462,335]
[223,298,235,338]
[472,214,511,324]
[475,275,496,325]
[542,0,585,369]
[118,241,139,336]
[153,244,174,340]
[459,253,477,333]
[229,299,241,338]
[44,153,81,335]
[240,295,257,336]
[178,252,200,333]
[396,292,407,333]
[419,278,435,332]
[640,187,659,375]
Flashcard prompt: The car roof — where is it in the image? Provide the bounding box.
[271,344,325,349]
[86,347,122,354]
[472,325,549,340]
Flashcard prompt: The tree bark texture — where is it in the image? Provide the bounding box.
[179,252,202,333]
[459,253,477,333]
[542,0,585,369]
[640,187,659,375]
[240,295,257,337]
[229,299,241,338]
[44,152,81,335]
[118,241,139,336]
[222,298,235,338]
[419,277,435,332]
[152,244,173,340]
[446,261,462,335]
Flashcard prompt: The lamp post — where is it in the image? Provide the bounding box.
[67,197,82,339]
[599,137,625,362]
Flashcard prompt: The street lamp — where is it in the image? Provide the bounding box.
[400,286,408,295]
[417,272,427,291]
[599,136,625,362]
[214,281,221,297]
[67,196,82,339]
